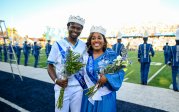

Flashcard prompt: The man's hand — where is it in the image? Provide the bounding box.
[138,59,140,63]
[56,79,68,88]
[167,61,172,66]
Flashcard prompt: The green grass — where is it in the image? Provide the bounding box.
[124,50,172,89]
[0,49,173,89]
[1,49,47,68]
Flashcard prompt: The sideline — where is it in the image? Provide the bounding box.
[123,78,129,81]
[0,97,30,112]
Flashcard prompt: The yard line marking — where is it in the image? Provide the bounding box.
[0,97,30,112]
[123,78,129,81]
[42,66,47,69]
[169,84,173,89]
[38,61,47,64]
[147,65,166,83]
[125,70,133,77]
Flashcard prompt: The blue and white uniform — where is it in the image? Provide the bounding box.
[3,44,8,62]
[168,45,179,91]
[47,38,86,112]
[138,43,155,85]
[81,50,125,112]
[14,43,22,64]
[163,44,170,64]
[0,44,2,61]
[112,42,125,56]
[33,43,41,68]
[8,43,13,63]
[45,42,52,58]
[23,43,31,66]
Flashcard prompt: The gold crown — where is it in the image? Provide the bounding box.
[90,26,106,36]
[68,15,85,26]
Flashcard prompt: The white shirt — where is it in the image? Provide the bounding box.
[48,38,86,86]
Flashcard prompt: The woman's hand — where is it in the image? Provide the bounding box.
[98,74,107,87]
[56,79,68,88]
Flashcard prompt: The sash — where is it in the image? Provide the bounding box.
[85,52,112,103]
[56,42,87,89]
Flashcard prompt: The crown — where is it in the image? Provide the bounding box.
[90,26,106,36]
[143,30,149,38]
[117,31,123,39]
[68,15,85,26]
[176,28,179,40]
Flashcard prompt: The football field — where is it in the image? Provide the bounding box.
[125,51,172,89]
[2,49,173,89]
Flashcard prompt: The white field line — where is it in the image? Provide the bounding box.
[169,84,173,89]
[125,70,133,77]
[147,65,166,83]
[0,97,30,112]
[123,78,129,81]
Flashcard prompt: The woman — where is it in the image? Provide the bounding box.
[81,26,125,112]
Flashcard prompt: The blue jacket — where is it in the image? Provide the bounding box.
[45,43,52,54]
[8,44,13,53]
[163,45,170,55]
[33,45,41,56]
[14,45,22,56]
[0,45,2,53]
[112,43,124,56]
[3,44,8,54]
[138,43,155,63]
[23,43,31,55]
[168,45,179,67]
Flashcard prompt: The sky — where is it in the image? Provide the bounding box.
[0,0,179,38]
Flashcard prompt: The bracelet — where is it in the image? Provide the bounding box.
[54,78,58,84]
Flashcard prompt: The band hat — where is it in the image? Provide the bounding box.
[90,26,106,36]
[143,30,149,38]
[68,15,85,26]
[117,31,122,39]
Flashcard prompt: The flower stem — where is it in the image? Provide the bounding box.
[57,88,65,109]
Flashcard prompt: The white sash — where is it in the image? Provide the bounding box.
[83,67,112,105]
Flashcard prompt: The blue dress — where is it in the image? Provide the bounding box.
[81,50,125,112]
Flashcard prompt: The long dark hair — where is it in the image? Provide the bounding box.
[86,32,108,54]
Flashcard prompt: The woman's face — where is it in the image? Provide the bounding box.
[91,32,105,51]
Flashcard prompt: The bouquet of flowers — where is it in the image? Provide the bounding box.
[85,55,128,98]
[57,48,85,109]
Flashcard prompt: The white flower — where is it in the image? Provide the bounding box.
[116,60,121,66]
[117,55,122,61]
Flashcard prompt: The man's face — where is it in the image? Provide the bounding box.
[68,23,83,39]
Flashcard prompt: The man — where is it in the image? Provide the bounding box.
[138,31,155,85]
[33,41,41,68]
[0,44,2,61]
[3,43,8,62]
[45,40,52,58]
[112,32,125,56]
[163,42,170,64]
[23,41,31,66]
[8,42,13,63]
[14,42,22,65]
[167,28,179,91]
[47,15,86,112]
